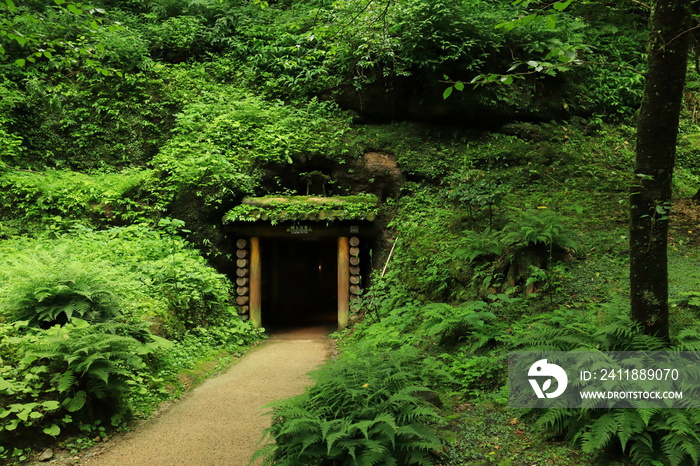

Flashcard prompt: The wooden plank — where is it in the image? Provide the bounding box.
[224,221,378,238]
[250,237,262,328]
[337,236,350,330]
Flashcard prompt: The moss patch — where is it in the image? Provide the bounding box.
[223,194,379,224]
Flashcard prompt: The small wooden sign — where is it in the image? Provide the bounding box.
[287,225,312,235]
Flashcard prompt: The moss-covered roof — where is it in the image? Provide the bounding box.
[223,195,379,224]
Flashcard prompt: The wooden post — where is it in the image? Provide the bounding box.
[250,237,262,328]
[337,236,350,330]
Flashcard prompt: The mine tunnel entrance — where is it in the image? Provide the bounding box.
[260,237,338,329]
[223,195,379,330]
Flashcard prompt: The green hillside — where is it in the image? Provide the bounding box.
[1,1,700,464]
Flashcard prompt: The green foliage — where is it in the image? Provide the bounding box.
[0,223,263,451]
[255,345,444,465]
[0,0,126,76]
[152,91,353,206]
[506,308,700,466]
[500,208,578,253]
[0,222,246,337]
[223,195,378,224]
[0,79,23,168]
[0,317,166,446]
[5,276,118,329]
[0,168,165,233]
[13,71,175,170]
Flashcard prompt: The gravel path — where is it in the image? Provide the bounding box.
[80,326,331,466]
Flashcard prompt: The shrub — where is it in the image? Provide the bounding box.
[152,91,353,206]
[0,318,167,447]
[255,345,444,465]
[510,308,700,466]
[0,168,166,233]
[0,222,246,338]
[0,224,263,454]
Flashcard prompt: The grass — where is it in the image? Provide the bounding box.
[437,403,611,466]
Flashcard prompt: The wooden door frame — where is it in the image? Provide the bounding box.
[247,235,349,330]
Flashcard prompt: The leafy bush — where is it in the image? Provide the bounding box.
[10,68,175,170]
[0,168,166,234]
[0,223,262,454]
[500,208,578,253]
[0,222,246,338]
[255,345,444,465]
[508,307,700,466]
[152,90,353,206]
[0,317,167,446]
[5,276,119,329]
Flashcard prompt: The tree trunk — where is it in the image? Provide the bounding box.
[630,0,690,341]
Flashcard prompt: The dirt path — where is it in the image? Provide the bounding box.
[79,326,331,466]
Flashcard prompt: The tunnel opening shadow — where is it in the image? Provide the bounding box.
[260,237,338,332]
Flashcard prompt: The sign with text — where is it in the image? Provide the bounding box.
[509,351,700,408]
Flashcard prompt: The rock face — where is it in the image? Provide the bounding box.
[333,73,573,125]
[342,152,403,200]
[257,151,404,202]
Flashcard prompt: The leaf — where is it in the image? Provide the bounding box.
[545,15,556,29]
[500,76,513,85]
[57,371,77,393]
[5,419,19,431]
[43,424,61,437]
[17,404,38,421]
[0,378,14,393]
[67,4,83,15]
[442,86,453,100]
[14,58,25,67]
[454,82,464,92]
[63,390,87,412]
[54,0,66,4]
[5,0,16,13]
[42,400,61,411]
[553,0,573,11]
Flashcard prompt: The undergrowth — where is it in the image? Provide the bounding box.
[255,345,444,466]
[0,222,263,460]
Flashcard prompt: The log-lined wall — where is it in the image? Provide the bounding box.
[234,238,250,321]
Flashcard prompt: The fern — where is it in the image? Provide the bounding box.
[20,319,166,423]
[257,346,443,465]
[7,275,120,328]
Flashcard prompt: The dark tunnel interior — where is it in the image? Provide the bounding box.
[259,237,338,329]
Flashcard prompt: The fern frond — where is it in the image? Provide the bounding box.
[580,413,618,452]
[56,370,77,393]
